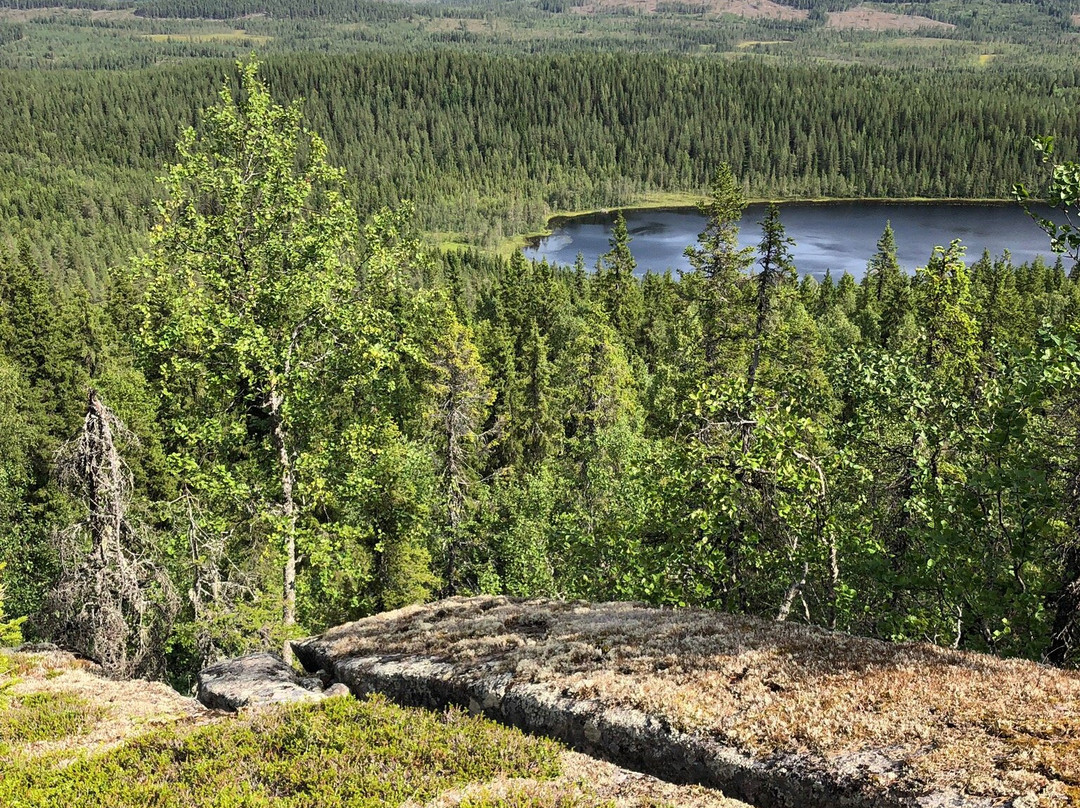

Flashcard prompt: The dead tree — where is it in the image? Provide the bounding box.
[41,390,177,679]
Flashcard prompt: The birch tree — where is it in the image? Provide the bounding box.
[136,60,359,658]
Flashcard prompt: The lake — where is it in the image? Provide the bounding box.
[522,201,1063,279]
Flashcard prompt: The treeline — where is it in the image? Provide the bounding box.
[133,0,442,21]
[0,0,126,8]
[3,51,1080,285]
[4,0,1079,78]
[865,0,1080,34]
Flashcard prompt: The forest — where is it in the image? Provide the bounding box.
[3,52,1080,686]
[3,0,1080,72]
[3,50,1080,291]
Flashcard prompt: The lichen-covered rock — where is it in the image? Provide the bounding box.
[293,596,1080,808]
[196,652,326,711]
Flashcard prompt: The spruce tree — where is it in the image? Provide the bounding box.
[747,203,795,392]
[596,211,644,349]
[684,163,754,379]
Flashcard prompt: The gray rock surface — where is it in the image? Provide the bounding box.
[293,598,1010,808]
[196,652,328,711]
[304,652,914,808]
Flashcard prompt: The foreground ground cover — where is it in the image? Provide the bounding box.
[0,649,741,807]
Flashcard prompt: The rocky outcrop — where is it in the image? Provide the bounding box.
[196,652,346,711]
[293,597,1080,808]
[305,652,910,808]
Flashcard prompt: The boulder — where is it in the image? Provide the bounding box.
[196,652,327,711]
[292,596,1080,808]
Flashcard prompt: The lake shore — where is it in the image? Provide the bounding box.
[488,195,1018,258]
[519,199,1053,278]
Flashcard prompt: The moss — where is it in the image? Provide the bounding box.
[992,719,1080,786]
[0,691,104,756]
[0,651,36,678]
[457,791,617,808]
[301,597,1080,802]
[0,694,566,808]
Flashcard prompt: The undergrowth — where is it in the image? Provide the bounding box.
[0,694,566,808]
[454,783,620,807]
[0,690,104,757]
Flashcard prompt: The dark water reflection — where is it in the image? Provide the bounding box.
[523,201,1063,279]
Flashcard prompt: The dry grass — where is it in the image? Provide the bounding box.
[571,0,808,21]
[736,39,792,48]
[0,7,137,21]
[0,649,208,763]
[141,31,272,43]
[412,751,745,807]
[306,597,1080,805]
[825,6,953,30]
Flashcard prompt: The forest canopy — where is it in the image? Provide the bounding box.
[2,54,1080,683]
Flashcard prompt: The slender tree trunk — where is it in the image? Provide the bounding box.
[746,305,767,393]
[776,561,809,622]
[1046,435,1080,666]
[444,411,464,593]
[269,385,296,664]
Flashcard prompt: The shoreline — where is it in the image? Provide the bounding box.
[473,195,1018,258]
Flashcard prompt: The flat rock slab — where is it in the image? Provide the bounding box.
[293,597,1080,808]
[197,652,326,711]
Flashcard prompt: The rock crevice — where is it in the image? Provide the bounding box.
[311,652,911,808]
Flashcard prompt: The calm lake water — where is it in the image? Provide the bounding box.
[523,201,1062,279]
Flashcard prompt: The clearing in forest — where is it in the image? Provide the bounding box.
[825,6,954,30]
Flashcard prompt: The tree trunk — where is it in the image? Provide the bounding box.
[1046,545,1080,666]
[1046,436,1080,667]
[269,385,296,664]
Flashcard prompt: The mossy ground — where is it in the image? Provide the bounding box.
[301,596,1080,806]
[0,650,732,808]
[0,695,569,808]
[0,691,104,756]
[0,652,104,756]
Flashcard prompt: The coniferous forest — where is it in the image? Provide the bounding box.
[4,0,1080,686]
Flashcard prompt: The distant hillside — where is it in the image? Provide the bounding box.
[1,0,1079,71]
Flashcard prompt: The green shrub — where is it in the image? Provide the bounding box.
[458,789,619,807]
[0,562,26,647]
[0,691,103,757]
[0,694,565,808]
